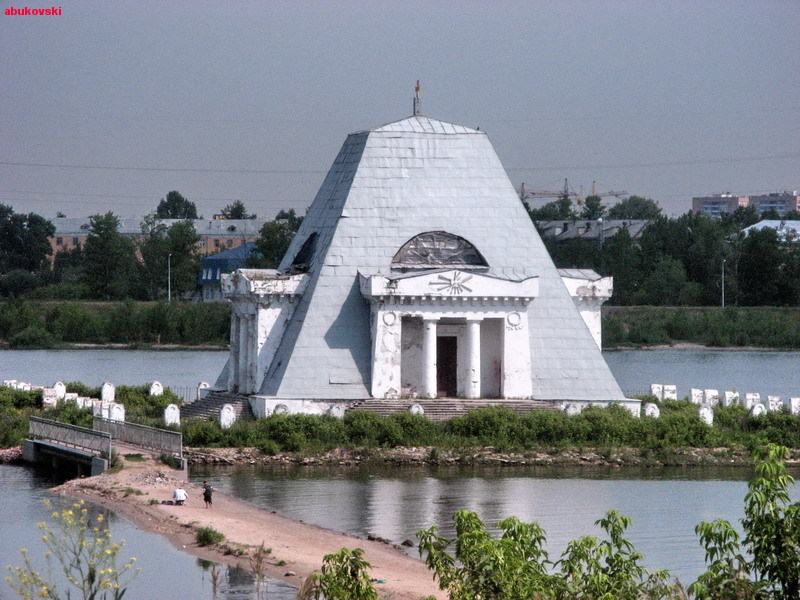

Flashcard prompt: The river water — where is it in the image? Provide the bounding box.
[2,347,799,598]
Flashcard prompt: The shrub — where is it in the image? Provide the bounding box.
[9,325,54,348]
[196,526,225,546]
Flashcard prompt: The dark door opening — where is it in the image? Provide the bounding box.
[437,336,458,397]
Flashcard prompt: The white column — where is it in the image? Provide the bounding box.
[238,313,250,393]
[465,319,482,399]
[246,314,258,394]
[422,317,438,398]
[229,314,240,392]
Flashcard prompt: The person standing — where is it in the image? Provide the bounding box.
[201,480,214,508]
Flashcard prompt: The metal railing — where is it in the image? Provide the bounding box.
[169,386,198,404]
[93,417,183,461]
[29,416,112,457]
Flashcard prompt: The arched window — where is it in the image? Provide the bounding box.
[290,232,318,272]
[392,231,488,268]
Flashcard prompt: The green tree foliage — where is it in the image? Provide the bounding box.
[607,195,663,219]
[690,444,800,600]
[81,213,138,300]
[580,195,607,220]
[154,191,199,219]
[0,204,55,275]
[299,548,379,600]
[737,228,784,306]
[220,200,255,219]
[6,500,139,600]
[418,510,555,600]
[138,217,201,299]
[525,197,576,221]
[248,209,304,269]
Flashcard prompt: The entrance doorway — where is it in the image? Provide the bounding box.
[437,336,458,397]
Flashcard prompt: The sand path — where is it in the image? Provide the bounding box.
[53,455,444,600]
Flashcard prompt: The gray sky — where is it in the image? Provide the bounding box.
[1,0,798,220]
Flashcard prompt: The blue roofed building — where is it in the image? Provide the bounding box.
[199,242,256,301]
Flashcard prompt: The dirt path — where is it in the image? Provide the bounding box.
[53,456,443,600]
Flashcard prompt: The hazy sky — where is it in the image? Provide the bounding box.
[2,1,798,220]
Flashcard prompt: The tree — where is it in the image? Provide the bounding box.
[579,195,607,220]
[525,197,575,222]
[299,548,379,600]
[0,203,56,274]
[82,212,138,299]
[220,200,255,219]
[607,195,662,220]
[690,444,800,600]
[737,227,783,306]
[138,216,201,299]
[7,499,139,600]
[248,209,304,269]
[155,191,199,219]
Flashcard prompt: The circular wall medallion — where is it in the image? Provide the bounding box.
[382,311,397,326]
[273,403,289,415]
[506,312,521,327]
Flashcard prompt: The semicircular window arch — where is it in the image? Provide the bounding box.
[392,231,488,268]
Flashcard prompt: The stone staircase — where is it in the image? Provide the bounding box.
[350,398,560,422]
[180,391,254,421]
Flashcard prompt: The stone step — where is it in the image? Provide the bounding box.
[180,392,253,421]
[351,398,559,422]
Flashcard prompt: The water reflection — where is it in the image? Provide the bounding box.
[193,463,799,587]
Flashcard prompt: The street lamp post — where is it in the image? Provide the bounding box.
[721,258,726,308]
[168,253,172,302]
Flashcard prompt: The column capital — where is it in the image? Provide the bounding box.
[421,315,440,322]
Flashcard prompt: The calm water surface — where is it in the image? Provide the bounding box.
[193,463,800,587]
[2,348,798,400]
[0,349,228,389]
[605,349,800,399]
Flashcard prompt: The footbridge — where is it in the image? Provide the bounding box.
[24,416,184,477]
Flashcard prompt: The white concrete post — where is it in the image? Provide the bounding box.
[465,319,482,399]
[422,317,438,398]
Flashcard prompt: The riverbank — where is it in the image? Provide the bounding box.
[52,457,443,600]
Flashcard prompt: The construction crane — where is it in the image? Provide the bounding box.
[519,179,627,209]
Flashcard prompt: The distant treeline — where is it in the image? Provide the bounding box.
[603,306,800,349]
[0,300,230,348]
[1,301,799,349]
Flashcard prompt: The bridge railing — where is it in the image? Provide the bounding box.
[93,417,183,461]
[29,416,112,457]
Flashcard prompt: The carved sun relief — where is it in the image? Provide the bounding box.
[430,271,473,294]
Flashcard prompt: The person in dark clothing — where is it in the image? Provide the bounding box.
[202,480,214,508]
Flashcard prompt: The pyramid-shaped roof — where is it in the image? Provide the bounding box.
[247,114,624,402]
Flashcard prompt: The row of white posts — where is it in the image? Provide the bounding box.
[3,380,126,421]
[648,384,800,426]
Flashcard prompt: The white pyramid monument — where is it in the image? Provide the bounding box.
[217,101,628,415]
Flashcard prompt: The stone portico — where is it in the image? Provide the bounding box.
[360,268,538,399]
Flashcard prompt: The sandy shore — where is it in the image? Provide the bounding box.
[53,455,443,600]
